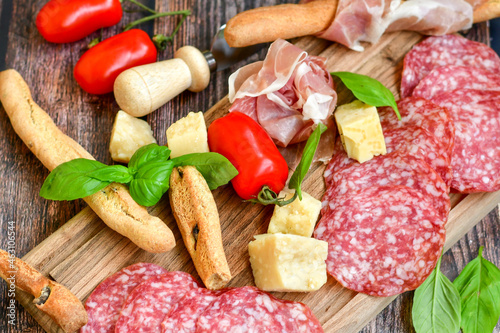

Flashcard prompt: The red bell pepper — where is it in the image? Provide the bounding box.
[73,29,157,95]
[36,0,123,44]
[207,112,289,201]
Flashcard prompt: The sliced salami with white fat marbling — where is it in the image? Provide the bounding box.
[314,186,446,297]
[413,65,500,100]
[431,89,500,192]
[400,34,500,98]
[115,271,200,333]
[81,263,168,333]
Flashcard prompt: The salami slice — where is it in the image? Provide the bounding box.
[160,288,226,333]
[413,65,500,100]
[431,89,500,192]
[323,152,449,224]
[274,299,324,333]
[81,263,168,333]
[314,186,446,297]
[115,271,200,333]
[378,97,455,164]
[400,34,500,98]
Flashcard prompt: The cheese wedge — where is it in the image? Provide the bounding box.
[166,111,209,158]
[334,100,386,163]
[268,189,321,237]
[248,233,328,292]
[109,110,157,163]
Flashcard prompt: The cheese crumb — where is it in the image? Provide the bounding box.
[166,111,209,158]
[109,110,157,163]
[248,233,328,292]
[334,100,386,163]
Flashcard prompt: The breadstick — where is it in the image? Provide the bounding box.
[225,0,496,48]
[0,69,175,253]
[224,0,337,48]
[0,249,87,332]
[169,166,231,290]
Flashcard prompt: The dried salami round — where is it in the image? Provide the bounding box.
[431,89,500,192]
[115,271,200,333]
[161,288,226,333]
[314,186,446,297]
[274,299,324,333]
[81,263,168,333]
[400,34,500,98]
[413,65,500,100]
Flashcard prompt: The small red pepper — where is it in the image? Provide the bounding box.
[73,29,157,95]
[208,112,289,201]
[36,0,123,44]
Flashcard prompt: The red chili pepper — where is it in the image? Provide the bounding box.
[36,0,123,44]
[74,29,157,95]
[208,112,289,201]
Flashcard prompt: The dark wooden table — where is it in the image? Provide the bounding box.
[0,1,499,332]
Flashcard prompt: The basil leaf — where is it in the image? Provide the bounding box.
[412,256,461,333]
[171,152,238,190]
[289,123,327,200]
[331,71,401,120]
[40,159,111,201]
[129,161,174,206]
[87,165,133,183]
[128,144,171,173]
[453,246,500,333]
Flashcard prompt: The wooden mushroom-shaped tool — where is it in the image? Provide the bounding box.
[114,46,212,117]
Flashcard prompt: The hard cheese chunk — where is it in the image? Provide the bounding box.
[268,189,321,237]
[166,111,209,158]
[109,110,157,163]
[248,233,328,292]
[335,100,386,163]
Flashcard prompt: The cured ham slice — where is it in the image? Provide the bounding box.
[228,39,337,147]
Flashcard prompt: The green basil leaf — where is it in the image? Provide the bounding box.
[412,256,461,333]
[289,123,327,200]
[40,159,111,201]
[171,152,238,190]
[129,161,174,206]
[331,71,401,120]
[87,165,133,183]
[128,143,171,173]
[453,246,500,333]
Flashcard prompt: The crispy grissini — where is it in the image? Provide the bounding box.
[169,166,232,290]
[0,69,175,253]
[0,249,87,332]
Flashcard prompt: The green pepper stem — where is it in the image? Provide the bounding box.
[123,0,158,14]
[123,10,191,32]
[152,13,189,50]
[245,186,298,206]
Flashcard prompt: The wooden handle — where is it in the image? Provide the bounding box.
[224,0,495,48]
[114,46,211,117]
[224,0,337,48]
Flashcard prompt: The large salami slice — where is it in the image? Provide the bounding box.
[314,186,446,297]
[378,97,455,164]
[413,65,500,100]
[323,152,449,224]
[274,299,324,333]
[81,263,168,333]
[115,271,200,333]
[160,288,226,333]
[400,34,500,98]
[431,89,500,192]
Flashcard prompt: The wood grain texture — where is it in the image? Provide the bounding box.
[0,1,499,333]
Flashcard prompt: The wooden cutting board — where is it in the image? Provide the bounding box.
[16,31,500,333]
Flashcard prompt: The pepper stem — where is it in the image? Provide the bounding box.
[123,10,191,32]
[124,0,158,14]
[152,13,189,50]
[245,186,298,206]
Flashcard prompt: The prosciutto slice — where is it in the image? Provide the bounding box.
[228,39,337,147]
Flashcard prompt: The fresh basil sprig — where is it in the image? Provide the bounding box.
[453,246,500,333]
[412,255,461,333]
[331,71,401,120]
[39,144,237,207]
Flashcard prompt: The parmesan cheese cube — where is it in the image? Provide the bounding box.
[268,189,321,237]
[334,100,386,163]
[109,110,157,163]
[166,111,209,158]
[248,233,328,292]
